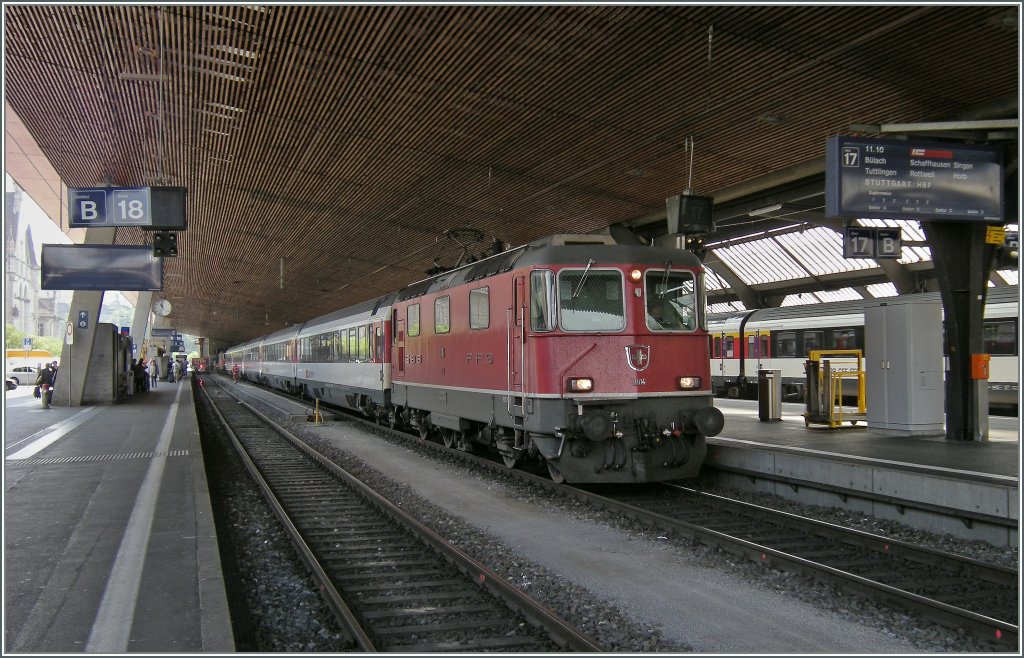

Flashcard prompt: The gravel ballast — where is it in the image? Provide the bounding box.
[200,388,1016,653]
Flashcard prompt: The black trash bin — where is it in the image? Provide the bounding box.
[757,369,782,422]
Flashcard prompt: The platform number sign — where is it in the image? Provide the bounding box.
[68,187,152,227]
[840,145,860,168]
[874,228,902,258]
[844,227,901,259]
[844,227,874,258]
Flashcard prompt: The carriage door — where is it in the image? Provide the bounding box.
[713,331,726,391]
[394,308,405,377]
[507,274,526,422]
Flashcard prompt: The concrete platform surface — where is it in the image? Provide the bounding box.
[3,380,233,652]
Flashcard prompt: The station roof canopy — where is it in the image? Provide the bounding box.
[3,4,1019,345]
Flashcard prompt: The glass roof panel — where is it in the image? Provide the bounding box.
[780,292,820,306]
[714,238,807,284]
[708,301,746,313]
[815,287,863,303]
[702,264,728,291]
[775,227,874,276]
[865,282,899,298]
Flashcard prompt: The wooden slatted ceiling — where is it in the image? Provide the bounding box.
[2,4,1018,344]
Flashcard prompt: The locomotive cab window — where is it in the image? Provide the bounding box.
[644,270,697,331]
[530,270,556,332]
[558,269,625,332]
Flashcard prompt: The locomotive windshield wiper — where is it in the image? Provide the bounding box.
[660,283,689,296]
[572,259,595,298]
[659,261,671,297]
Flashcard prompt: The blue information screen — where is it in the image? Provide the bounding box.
[826,136,1003,221]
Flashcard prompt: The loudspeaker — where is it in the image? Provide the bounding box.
[153,231,178,257]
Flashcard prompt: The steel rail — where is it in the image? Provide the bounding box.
[220,374,1019,648]
[208,377,604,653]
[196,380,377,651]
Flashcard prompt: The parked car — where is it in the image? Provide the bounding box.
[5,365,38,386]
[5,377,17,391]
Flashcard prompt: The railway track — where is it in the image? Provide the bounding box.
[197,378,603,652]
[369,417,1019,648]
[213,376,1019,649]
[588,483,1018,648]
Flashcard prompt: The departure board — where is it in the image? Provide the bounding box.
[825,136,1003,221]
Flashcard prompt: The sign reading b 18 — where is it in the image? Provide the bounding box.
[68,187,152,227]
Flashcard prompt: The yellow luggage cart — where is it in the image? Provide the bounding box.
[803,349,866,429]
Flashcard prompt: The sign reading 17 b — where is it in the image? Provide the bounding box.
[68,187,152,228]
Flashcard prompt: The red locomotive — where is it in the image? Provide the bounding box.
[225,233,724,483]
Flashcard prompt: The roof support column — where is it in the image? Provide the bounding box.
[131,292,154,361]
[921,220,998,441]
[52,227,116,407]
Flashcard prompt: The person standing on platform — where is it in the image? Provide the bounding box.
[232,363,240,382]
[172,359,182,383]
[37,363,55,409]
[150,358,159,389]
[132,359,146,393]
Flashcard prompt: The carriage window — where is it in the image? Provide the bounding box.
[340,329,349,361]
[408,303,420,337]
[725,336,735,358]
[470,287,490,329]
[747,335,759,358]
[559,269,625,332]
[530,270,556,331]
[833,328,858,350]
[644,270,697,331]
[435,296,450,334]
[358,325,368,361]
[984,319,1017,355]
[712,336,722,358]
[775,331,797,358]
[348,328,357,360]
[803,330,823,355]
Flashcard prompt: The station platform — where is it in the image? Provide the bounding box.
[706,398,1019,546]
[3,378,233,652]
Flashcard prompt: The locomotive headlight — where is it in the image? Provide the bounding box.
[678,376,701,390]
[629,268,642,282]
[568,377,594,392]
